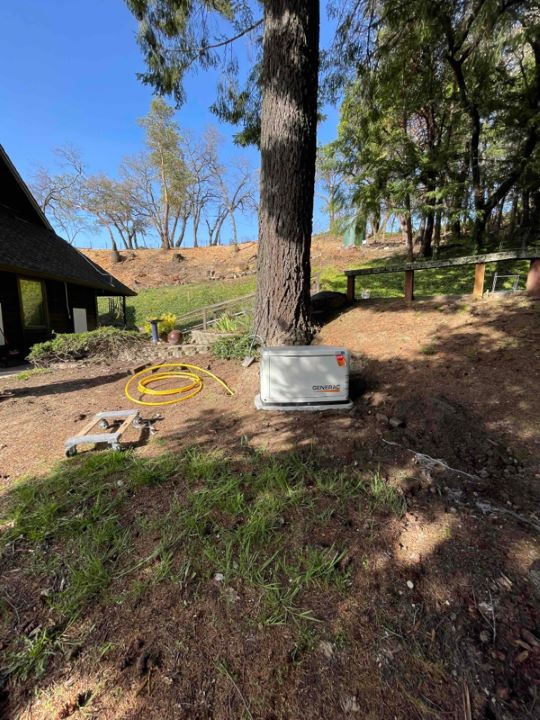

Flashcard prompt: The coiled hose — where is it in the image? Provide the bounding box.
[124,362,234,406]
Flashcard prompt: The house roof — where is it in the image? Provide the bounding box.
[0,144,135,297]
[0,144,53,230]
[0,209,136,296]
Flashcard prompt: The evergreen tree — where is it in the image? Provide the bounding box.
[126,0,320,343]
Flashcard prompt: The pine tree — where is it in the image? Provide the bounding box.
[126,0,320,343]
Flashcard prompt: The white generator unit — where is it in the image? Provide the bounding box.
[255,345,353,411]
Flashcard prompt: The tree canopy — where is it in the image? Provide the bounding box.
[324,0,540,255]
[127,0,320,344]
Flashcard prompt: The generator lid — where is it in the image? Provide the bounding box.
[261,345,348,356]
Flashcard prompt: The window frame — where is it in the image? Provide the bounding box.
[18,277,49,330]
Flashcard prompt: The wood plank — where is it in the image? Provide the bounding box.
[344,248,540,277]
[526,258,540,297]
[116,415,135,439]
[404,270,414,302]
[76,416,100,438]
[346,275,355,303]
[473,263,486,298]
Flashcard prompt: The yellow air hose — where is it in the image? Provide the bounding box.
[124,362,234,406]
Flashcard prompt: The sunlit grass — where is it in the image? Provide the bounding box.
[99,276,257,328]
[0,446,406,679]
[317,258,530,299]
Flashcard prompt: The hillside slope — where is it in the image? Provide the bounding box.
[82,236,403,291]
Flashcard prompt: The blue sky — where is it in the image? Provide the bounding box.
[0,1,340,248]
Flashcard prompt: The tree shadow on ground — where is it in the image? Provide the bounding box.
[6,371,128,398]
[1,297,539,720]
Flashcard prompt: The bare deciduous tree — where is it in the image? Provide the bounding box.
[30,146,88,243]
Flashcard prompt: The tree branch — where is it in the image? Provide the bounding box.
[199,19,263,56]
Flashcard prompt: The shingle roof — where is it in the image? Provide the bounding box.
[0,209,136,296]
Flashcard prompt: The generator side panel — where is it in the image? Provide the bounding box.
[262,352,349,404]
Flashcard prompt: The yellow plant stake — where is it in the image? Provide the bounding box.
[125,363,234,406]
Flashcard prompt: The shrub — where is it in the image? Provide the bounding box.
[211,333,258,360]
[213,312,252,333]
[27,327,147,367]
[142,312,178,336]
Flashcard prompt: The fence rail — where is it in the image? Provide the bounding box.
[174,293,256,331]
[175,273,322,332]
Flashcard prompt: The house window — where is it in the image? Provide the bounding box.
[19,279,47,329]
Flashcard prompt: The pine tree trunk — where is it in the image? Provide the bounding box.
[400,194,413,261]
[420,210,434,258]
[254,0,319,345]
[433,209,442,258]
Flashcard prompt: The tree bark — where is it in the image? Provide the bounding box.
[400,194,414,261]
[415,216,426,248]
[433,209,442,258]
[420,210,434,258]
[254,0,319,345]
[174,215,189,247]
[108,228,121,264]
[230,212,238,246]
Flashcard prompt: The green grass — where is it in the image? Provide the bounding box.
[106,276,257,328]
[1,450,178,679]
[99,252,529,331]
[0,446,405,680]
[317,258,531,299]
[8,368,51,382]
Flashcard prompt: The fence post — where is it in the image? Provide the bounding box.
[473,262,486,298]
[346,275,355,303]
[404,270,415,302]
[526,258,540,297]
[202,308,208,331]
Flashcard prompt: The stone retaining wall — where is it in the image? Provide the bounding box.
[117,342,211,363]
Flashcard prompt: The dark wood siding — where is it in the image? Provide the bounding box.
[66,283,97,331]
[0,270,24,350]
[0,271,98,354]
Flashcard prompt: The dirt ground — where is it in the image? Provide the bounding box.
[0,292,539,719]
[82,235,402,290]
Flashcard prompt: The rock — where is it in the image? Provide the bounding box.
[319,640,334,659]
[479,630,491,643]
[368,392,387,408]
[528,560,540,599]
[406,580,414,590]
[521,629,539,647]
[389,417,405,429]
[478,601,494,615]
[214,572,224,583]
[311,291,348,316]
[401,476,421,494]
[341,695,361,713]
